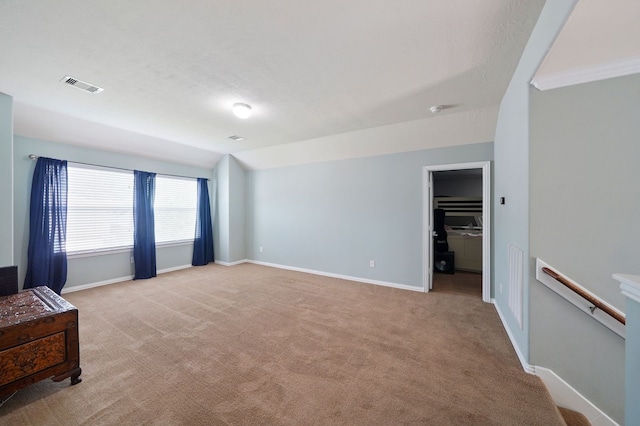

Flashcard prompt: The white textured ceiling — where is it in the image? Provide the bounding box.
[536,0,640,76]
[533,0,640,90]
[0,0,546,169]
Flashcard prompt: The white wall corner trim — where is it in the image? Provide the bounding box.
[614,273,640,304]
[534,366,619,426]
[246,260,423,293]
[530,55,640,91]
[60,264,193,294]
[491,298,534,374]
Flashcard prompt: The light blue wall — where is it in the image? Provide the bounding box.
[246,142,493,288]
[213,154,247,264]
[229,155,246,263]
[13,135,212,290]
[213,155,230,263]
[625,295,640,424]
[0,93,13,266]
[529,73,640,424]
[492,0,576,362]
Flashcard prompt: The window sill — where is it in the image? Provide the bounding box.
[156,240,193,249]
[67,247,132,259]
[67,240,193,259]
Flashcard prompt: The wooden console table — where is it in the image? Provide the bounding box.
[0,286,81,398]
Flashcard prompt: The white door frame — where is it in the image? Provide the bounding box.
[422,161,491,302]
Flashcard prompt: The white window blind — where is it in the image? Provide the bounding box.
[66,165,197,254]
[67,165,134,254]
[154,176,197,244]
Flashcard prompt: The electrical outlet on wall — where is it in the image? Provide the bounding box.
[369,260,375,268]
[130,256,134,264]
[499,282,503,294]
[259,246,263,253]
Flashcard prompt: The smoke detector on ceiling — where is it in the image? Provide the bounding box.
[60,76,104,94]
[430,105,443,114]
[228,135,246,141]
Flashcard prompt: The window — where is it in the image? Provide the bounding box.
[154,176,197,244]
[66,165,198,255]
[66,165,134,253]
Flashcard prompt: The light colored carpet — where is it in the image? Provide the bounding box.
[558,407,591,426]
[0,263,565,425]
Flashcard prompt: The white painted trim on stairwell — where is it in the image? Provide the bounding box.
[246,260,423,293]
[536,259,625,339]
[534,367,619,426]
[61,264,193,294]
[530,55,640,91]
[614,273,640,304]
[492,298,618,425]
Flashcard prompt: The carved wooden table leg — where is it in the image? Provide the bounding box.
[70,367,82,385]
[52,367,82,385]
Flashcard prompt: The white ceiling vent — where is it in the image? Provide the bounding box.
[228,135,246,141]
[60,76,104,94]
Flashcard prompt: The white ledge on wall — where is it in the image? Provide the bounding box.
[535,259,625,339]
[530,55,640,91]
[614,273,640,304]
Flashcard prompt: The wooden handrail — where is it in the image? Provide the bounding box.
[542,267,625,325]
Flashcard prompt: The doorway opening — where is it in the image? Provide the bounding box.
[422,161,491,302]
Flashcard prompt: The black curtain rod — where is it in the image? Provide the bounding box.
[28,154,210,181]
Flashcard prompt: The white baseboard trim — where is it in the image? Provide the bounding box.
[215,259,249,267]
[491,298,535,374]
[157,264,193,274]
[534,366,619,426]
[62,275,133,294]
[61,264,192,294]
[246,260,423,293]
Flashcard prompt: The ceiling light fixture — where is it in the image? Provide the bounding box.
[232,103,252,119]
[430,105,443,114]
[228,135,246,141]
